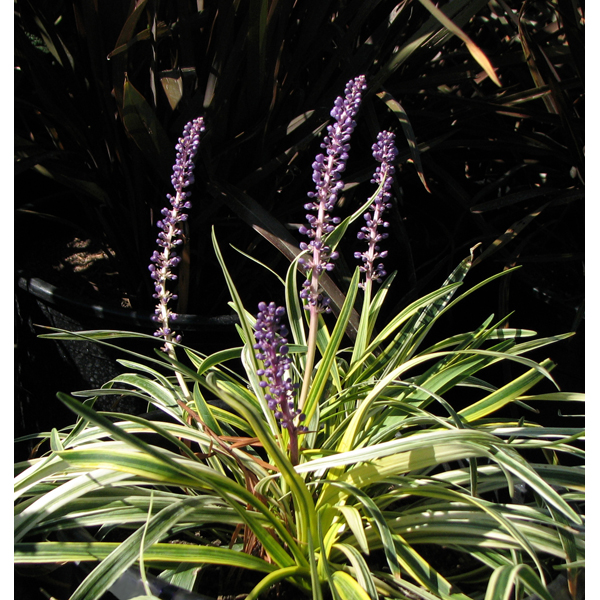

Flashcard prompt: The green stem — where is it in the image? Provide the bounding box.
[288,431,299,466]
[166,344,194,406]
[298,305,319,412]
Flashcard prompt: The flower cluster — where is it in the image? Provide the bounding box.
[355,130,398,287]
[149,117,205,348]
[253,302,306,433]
[299,75,367,310]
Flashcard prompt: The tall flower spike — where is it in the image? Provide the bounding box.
[355,130,398,288]
[149,117,205,351]
[298,75,367,311]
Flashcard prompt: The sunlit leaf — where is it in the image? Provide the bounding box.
[418,0,501,86]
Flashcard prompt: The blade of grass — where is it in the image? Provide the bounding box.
[376,91,430,192]
[15,541,277,573]
[418,0,501,86]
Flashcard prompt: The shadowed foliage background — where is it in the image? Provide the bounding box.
[15,0,583,318]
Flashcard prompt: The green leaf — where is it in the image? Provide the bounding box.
[336,506,370,555]
[49,428,64,452]
[244,566,312,600]
[332,544,378,600]
[101,413,201,463]
[286,255,308,349]
[459,358,556,422]
[39,329,161,342]
[207,375,316,552]
[343,283,463,383]
[402,250,477,354]
[367,271,397,341]
[338,346,554,460]
[192,382,223,436]
[15,468,133,542]
[15,541,276,573]
[160,72,183,110]
[324,178,386,254]
[331,571,372,600]
[489,445,582,525]
[14,455,56,497]
[30,10,74,69]
[158,563,200,595]
[485,564,553,600]
[109,373,184,422]
[110,0,150,58]
[337,497,582,567]
[116,360,180,390]
[433,462,584,496]
[311,429,497,502]
[231,244,286,286]
[349,283,373,379]
[39,328,174,372]
[508,333,575,357]
[473,203,552,266]
[54,444,299,568]
[518,392,584,403]
[211,229,256,353]
[312,316,343,396]
[327,483,400,581]
[396,482,547,579]
[186,346,242,376]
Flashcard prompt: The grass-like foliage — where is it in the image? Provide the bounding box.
[15,76,584,599]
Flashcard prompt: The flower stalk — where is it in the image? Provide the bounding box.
[148,117,205,410]
[149,117,205,357]
[297,75,367,411]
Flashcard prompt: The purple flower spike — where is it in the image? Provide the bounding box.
[299,75,367,311]
[253,302,307,436]
[150,117,205,350]
[355,130,398,287]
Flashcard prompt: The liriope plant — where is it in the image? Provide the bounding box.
[15,77,584,600]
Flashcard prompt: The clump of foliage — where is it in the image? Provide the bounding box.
[15,73,584,600]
